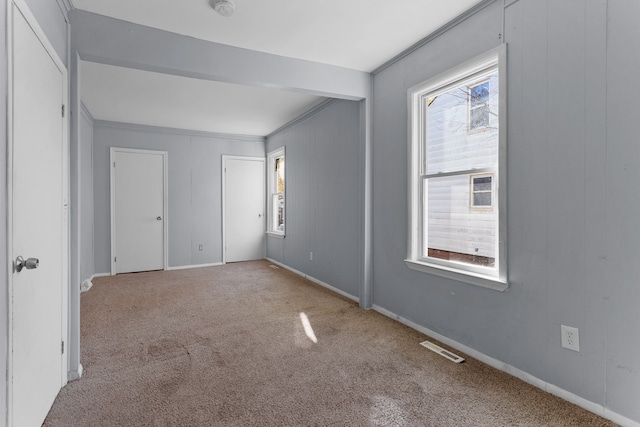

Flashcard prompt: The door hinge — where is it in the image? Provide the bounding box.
[114,257,116,262]
[113,161,116,167]
[62,105,65,118]
[61,341,64,354]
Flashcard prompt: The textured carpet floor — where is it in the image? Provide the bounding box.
[44,261,614,426]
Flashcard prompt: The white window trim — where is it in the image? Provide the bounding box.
[405,44,508,291]
[267,147,285,237]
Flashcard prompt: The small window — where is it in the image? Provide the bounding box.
[406,45,507,290]
[469,80,491,132]
[267,148,285,236]
[470,174,493,209]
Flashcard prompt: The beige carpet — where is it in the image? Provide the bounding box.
[44,261,614,426]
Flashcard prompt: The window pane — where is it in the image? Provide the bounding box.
[472,176,492,192]
[275,157,285,193]
[473,192,492,206]
[272,193,284,232]
[425,73,499,175]
[425,175,496,268]
[469,106,490,131]
[469,81,491,131]
[470,82,489,108]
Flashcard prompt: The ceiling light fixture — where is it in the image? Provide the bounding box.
[212,0,236,17]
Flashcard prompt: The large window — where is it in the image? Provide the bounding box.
[406,45,507,290]
[267,147,285,236]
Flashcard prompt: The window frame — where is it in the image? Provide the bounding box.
[405,44,508,291]
[267,147,285,237]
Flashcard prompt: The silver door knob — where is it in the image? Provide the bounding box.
[15,256,39,272]
[156,216,162,221]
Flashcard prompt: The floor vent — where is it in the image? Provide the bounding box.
[269,265,279,270]
[420,340,465,363]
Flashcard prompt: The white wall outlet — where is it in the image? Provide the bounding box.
[198,244,203,251]
[561,325,580,352]
[309,251,313,261]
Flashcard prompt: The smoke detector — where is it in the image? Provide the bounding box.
[212,0,236,17]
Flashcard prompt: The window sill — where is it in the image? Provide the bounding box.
[266,232,285,239]
[404,259,507,291]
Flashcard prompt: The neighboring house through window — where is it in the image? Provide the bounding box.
[406,45,507,290]
[267,147,285,236]
[468,80,491,132]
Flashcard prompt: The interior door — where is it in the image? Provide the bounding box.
[111,148,167,274]
[9,1,67,425]
[223,156,265,262]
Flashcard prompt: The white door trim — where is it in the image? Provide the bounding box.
[110,147,168,275]
[221,155,265,264]
[6,0,70,422]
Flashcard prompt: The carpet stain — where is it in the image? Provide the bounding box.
[138,338,190,364]
[141,339,192,397]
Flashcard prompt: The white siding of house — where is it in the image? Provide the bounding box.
[425,74,499,259]
[427,175,496,258]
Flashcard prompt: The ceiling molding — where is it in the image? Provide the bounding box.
[267,99,339,139]
[93,120,266,143]
[372,0,498,75]
[80,102,94,124]
[58,0,74,13]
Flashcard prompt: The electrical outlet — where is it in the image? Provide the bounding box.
[561,325,580,352]
[198,244,203,251]
[309,251,313,261]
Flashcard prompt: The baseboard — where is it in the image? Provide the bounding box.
[166,262,223,271]
[372,304,640,427]
[81,272,110,293]
[67,363,83,382]
[265,258,359,303]
[80,278,93,293]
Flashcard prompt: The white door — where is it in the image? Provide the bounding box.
[223,156,265,262]
[9,1,68,425]
[111,148,167,274]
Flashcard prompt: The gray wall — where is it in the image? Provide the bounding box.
[23,0,68,66]
[372,0,640,422]
[266,100,362,299]
[93,121,264,274]
[604,1,640,418]
[79,105,95,281]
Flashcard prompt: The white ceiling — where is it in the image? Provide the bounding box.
[73,0,483,136]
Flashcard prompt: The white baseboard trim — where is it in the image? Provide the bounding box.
[166,262,223,271]
[80,272,110,293]
[372,304,639,427]
[68,363,83,382]
[265,258,359,303]
[80,278,93,293]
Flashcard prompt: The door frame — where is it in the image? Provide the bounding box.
[109,147,168,275]
[221,155,266,264]
[6,0,70,421]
